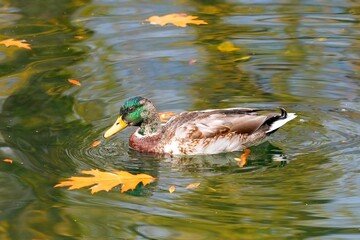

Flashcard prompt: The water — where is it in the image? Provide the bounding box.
[0,0,359,239]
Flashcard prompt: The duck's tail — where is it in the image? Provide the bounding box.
[266,108,297,134]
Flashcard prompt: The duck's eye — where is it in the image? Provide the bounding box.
[128,107,135,112]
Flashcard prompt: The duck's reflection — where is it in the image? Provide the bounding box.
[126,141,288,174]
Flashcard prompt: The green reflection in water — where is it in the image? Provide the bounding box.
[0,0,360,239]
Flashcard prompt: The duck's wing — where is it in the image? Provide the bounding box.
[163,108,294,140]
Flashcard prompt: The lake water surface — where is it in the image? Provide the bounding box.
[0,0,360,239]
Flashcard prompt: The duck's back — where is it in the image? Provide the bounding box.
[158,108,295,155]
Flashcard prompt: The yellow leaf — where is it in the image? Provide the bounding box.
[0,38,31,50]
[145,13,208,27]
[185,182,200,189]
[317,37,327,42]
[217,41,239,52]
[235,56,251,61]
[68,79,81,86]
[55,169,156,194]
[118,171,156,193]
[169,185,176,193]
[207,187,217,192]
[158,111,176,123]
[234,149,251,168]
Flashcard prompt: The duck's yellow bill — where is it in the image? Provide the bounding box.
[104,116,128,138]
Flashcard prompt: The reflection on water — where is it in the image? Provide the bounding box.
[0,0,360,239]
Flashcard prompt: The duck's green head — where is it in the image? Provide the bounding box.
[104,97,157,138]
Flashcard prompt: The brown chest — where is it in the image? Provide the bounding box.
[129,131,163,153]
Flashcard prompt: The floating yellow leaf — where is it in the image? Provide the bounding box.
[217,41,239,52]
[68,79,81,86]
[317,37,327,42]
[55,169,156,194]
[169,185,176,193]
[0,38,31,50]
[207,187,217,192]
[235,56,251,61]
[158,112,176,123]
[146,13,208,27]
[234,149,251,168]
[186,182,200,189]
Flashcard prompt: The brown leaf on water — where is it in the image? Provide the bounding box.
[185,182,200,189]
[234,149,251,168]
[0,38,31,50]
[169,185,176,193]
[91,140,101,147]
[188,59,197,65]
[146,13,208,27]
[68,79,81,86]
[3,159,13,164]
[55,169,156,194]
[159,112,176,123]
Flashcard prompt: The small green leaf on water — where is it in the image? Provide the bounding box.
[235,56,251,61]
[217,41,239,52]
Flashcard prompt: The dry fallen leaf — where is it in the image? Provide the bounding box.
[169,185,176,193]
[0,38,31,50]
[234,149,251,168]
[146,13,208,27]
[3,159,13,164]
[186,182,200,189]
[91,140,101,147]
[55,169,156,194]
[68,79,81,86]
[188,59,197,65]
[159,112,176,123]
[217,41,239,52]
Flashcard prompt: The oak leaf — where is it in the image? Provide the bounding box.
[146,13,208,27]
[0,38,31,50]
[55,169,156,194]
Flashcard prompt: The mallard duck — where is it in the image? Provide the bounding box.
[104,97,296,155]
